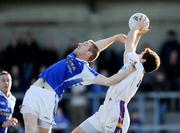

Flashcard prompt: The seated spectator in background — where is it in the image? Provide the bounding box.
[0,70,18,133]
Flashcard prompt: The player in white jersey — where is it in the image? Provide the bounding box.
[72,16,160,133]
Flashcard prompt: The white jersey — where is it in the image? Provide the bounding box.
[80,53,144,133]
[104,52,144,103]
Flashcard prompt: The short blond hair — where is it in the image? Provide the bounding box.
[87,41,100,62]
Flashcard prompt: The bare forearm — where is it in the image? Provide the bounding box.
[134,34,142,50]
[106,65,135,85]
[95,35,117,52]
[125,29,139,53]
[94,65,135,86]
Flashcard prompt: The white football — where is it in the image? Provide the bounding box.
[128,13,150,30]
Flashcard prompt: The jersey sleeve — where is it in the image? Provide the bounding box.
[127,52,144,71]
[81,64,99,85]
[127,52,139,63]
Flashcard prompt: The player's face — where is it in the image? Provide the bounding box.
[0,74,12,94]
[75,41,93,60]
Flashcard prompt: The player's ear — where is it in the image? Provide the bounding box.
[86,51,93,57]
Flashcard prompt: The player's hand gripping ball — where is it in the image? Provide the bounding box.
[128,13,150,30]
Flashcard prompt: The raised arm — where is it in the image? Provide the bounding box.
[134,28,150,50]
[95,34,126,52]
[124,17,149,64]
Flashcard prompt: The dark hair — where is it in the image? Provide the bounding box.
[142,48,160,73]
[87,41,99,62]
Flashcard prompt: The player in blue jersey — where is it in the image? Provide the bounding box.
[0,70,18,133]
[21,34,136,133]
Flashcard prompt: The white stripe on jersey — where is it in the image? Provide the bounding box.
[64,64,97,86]
[0,91,16,105]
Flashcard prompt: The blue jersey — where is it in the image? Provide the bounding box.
[39,52,99,99]
[0,91,16,133]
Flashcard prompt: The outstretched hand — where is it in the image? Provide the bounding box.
[134,16,150,36]
[115,34,127,44]
[137,27,150,36]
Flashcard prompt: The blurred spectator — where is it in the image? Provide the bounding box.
[164,50,180,90]
[41,40,59,67]
[129,109,143,133]
[21,31,41,87]
[160,30,180,90]
[69,85,88,128]
[62,38,77,58]
[10,65,23,92]
[4,35,22,70]
[0,43,6,69]
[139,72,155,92]
[153,70,170,91]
